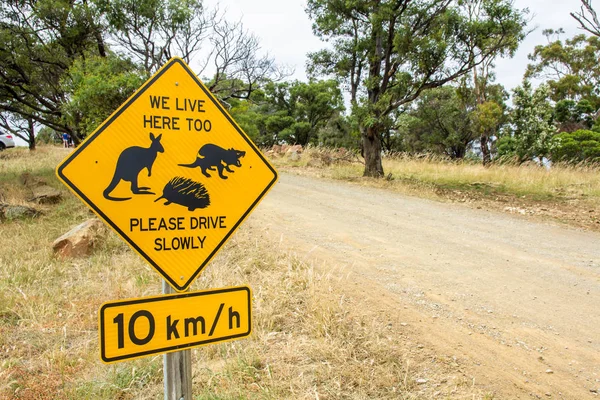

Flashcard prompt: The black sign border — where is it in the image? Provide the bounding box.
[57,58,278,291]
[99,286,252,363]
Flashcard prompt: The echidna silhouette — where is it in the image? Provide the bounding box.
[179,143,245,179]
[103,133,164,201]
[155,177,210,211]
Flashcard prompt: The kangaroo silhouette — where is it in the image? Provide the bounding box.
[103,133,164,201]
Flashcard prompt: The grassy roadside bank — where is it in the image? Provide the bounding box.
[270,147,600,232]
[0,146,487,399]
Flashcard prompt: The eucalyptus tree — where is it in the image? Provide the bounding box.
[571,0,600,37]
[1,0,287,146]
[230,79,344,147]
[497,82,555,162]
[0,0,105,145]
[306,0,528,176]
[203,20,289,102]
[99,0,288,101]
[526,29,600,110]
[96,0,215,75]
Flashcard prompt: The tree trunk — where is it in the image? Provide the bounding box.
[28,118,36,151]
[362,125,384,177]
[473,63,489,166]
[481,134,491,166]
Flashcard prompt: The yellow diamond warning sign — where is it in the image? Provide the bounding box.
[56,58,277,291]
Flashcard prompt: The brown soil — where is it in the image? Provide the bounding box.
[431,184,600,234]
[250,172,600,399]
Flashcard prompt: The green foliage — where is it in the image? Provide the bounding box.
[1,0,283,145]
[526,30,600,109]
[317,115,360,149]
[229,99,263,143]
[402,86,475,158]
[0,0,106,142]
[550,129,600,162]
[36,127,61,145]
[396,82,509,160]
[495,135,518,159]
[306,0,529,176]
[554,99,595,132]
[499,82,555,161]
[230,80,345,147]
[472,101,504,134]
[61,54,145,137]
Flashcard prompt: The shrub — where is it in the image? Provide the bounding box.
[550,129,600,163]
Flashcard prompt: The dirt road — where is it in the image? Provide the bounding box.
[250,173,600,399]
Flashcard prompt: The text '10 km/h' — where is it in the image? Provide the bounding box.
[99,286,252,363]
[112,302,240,348]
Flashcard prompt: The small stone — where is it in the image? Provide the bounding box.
[29,185,62,204]
[52,218,105,258]
[415,378,428,384]
[0,204,41,220]
[546,369,553,374]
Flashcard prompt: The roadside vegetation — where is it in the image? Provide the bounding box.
[2,1,600,398]
[1,146,490,399]
[4,0,600,178]
[270,146,600,232]
[3,143,595,399]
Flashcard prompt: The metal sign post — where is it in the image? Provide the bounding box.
[162,280,192,400]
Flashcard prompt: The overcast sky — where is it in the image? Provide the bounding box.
[204,0,586,92]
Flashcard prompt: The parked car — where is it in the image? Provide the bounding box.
[0,132,15,150]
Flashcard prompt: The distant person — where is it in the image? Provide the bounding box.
[62,132,69,148]
[68,134,73,147]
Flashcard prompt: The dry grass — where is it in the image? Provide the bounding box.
[270,147,600,231]
[383,154,600,200]
[0,145,488,399]
[274,147,600,200]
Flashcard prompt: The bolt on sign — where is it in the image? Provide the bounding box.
[56,58,278,291]
[100,286,251,363]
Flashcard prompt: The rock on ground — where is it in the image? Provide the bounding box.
[29,185,62,204]
[0,204,41,221]
[52,218,105,258]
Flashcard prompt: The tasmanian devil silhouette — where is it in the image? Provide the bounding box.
[103,132,164,201]
[178,143,245,180]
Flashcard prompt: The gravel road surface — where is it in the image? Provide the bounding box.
[251,173,600,398]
